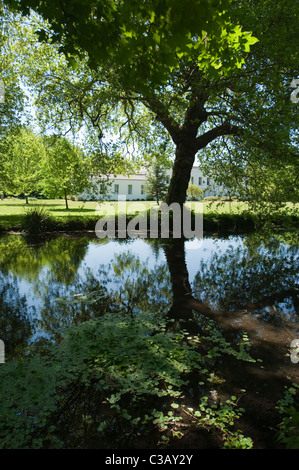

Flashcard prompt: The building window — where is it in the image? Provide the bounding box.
[207,178,210,185]
[141,185,144,195]
[128,184,132,195]
[114,184,119,194]
[198,177,202,185]
[191,176,194,184]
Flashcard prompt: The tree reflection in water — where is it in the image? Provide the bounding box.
[0,271,33,360]
[0,232,298,354]
[0,231,298,448]
[191,234,298,317]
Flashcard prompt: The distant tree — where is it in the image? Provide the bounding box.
[41,136,89,210]
[0,127,45,203]
[145,162,168,205]
[187,184,204,201]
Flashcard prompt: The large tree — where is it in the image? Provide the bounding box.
[41,135,89,209]
[3,0,259,202]
[0,127,45,202]
[197,0,299,211]
[4,0,298,208]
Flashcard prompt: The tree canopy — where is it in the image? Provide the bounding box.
[4,0,258,89]
[1,0,298,209]
[145,161,168,204]
[41,135,89,209]
[0,127,45,201]
[0,3,27,137]
[187,184,203,201]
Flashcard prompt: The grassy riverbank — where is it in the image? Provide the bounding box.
[0,197,298,233]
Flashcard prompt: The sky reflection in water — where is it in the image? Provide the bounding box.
[0,233,298,358]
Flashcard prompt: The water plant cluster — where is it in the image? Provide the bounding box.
[276,383,299,449]
[0,232,297,449]
[0,310,259,449]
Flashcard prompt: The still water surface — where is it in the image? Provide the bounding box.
[0,231,298,363]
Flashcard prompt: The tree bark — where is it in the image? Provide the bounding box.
[165,122,242,206]
[144,90,242,207]
[165,138,197,207]
[25,195,29,204]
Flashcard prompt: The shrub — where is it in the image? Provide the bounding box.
[21,205,54,234]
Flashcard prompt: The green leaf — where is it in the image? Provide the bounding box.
[171,402,179,409]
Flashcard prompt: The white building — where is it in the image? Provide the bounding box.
[79,166,225,201]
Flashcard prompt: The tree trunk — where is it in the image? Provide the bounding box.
[165,139,197,207]
[25,195,29,204]
[64,189,69,210]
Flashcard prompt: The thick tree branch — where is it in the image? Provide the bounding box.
[143,94,181,145]
[182,97,209,137]
[195,122,242,152]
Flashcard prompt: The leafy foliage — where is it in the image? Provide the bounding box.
[41,136,90,209]
[0,231,297,448]
[4,0,257,89]
[0,312,201,448]
[145,162,168,204]
[0,306,260,449]
[187,184,203,201]
[0,3,26,138]
[2,0,298,211]
[276,384,299,449]
[183,395,253,449]
[21,205,54,234]
[198,0,299,210]
[0,127,46,201]
[2,0,261,208]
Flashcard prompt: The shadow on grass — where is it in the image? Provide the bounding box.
[0,215,24,230]
[0,203,96,215]
[0,203,31,209]
[48,207,96,214]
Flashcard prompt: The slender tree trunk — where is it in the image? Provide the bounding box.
[25,195,29,204]
[165,139,197,206]
[64,189,69,210]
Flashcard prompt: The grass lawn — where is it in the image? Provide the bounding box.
[0,197,249,214]
[0,198,155,227]
[0,197,247,227]
[0,197,297,231]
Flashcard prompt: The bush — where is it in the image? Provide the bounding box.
[200,212,256,232]
[21,205,54,234]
